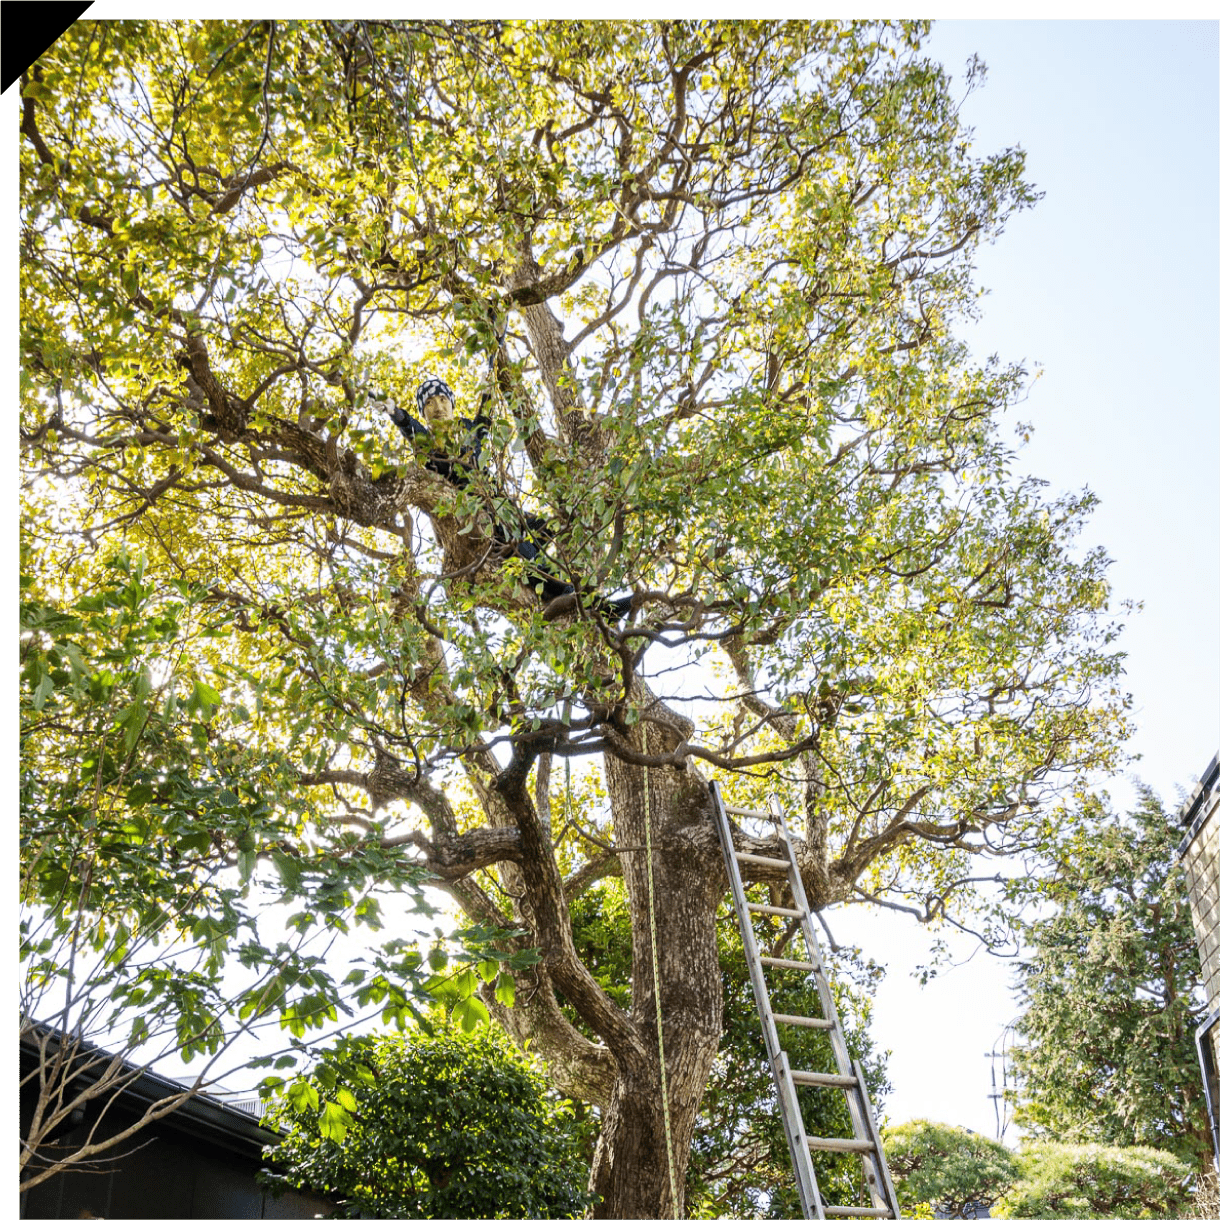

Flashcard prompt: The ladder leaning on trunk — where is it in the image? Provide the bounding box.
[709,781,901,1220]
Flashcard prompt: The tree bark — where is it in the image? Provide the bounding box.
[592,723,724,1218]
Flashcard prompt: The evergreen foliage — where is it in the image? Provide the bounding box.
[262,1022,595,1218]
[884,1119,1018,1219]
[1007,790,1212,1175]
[992,1142,1192,1219]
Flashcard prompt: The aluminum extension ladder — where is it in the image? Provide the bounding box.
[709,781,901,1220]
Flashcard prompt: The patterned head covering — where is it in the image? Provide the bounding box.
[415,377,455,415]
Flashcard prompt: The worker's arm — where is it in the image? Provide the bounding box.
[460,413,493,467]
[370,395,431,443]
[371,394,477,485]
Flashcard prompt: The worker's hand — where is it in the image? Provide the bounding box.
[368,395,399,420]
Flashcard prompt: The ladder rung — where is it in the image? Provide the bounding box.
[747,902,802,918]
[824,1209,895,1218]
[774,1013,834,1029]
[790,1070,858,1089]
[725,804,779,822]
[761,955,819,972]
[734,851,790,869]
[806,1136,876,1154]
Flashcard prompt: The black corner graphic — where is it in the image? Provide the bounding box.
[2,2,94,94]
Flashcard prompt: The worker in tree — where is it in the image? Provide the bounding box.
[376,375,494,488]
[372,377,632,618]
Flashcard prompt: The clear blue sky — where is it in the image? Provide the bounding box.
[839,18,1219,1140]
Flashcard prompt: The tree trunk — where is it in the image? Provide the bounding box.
[592,727,724,1217]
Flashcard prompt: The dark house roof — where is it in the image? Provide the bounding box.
[20,1024,333,1219]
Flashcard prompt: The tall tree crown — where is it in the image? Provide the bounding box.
[21,20,1130,1217]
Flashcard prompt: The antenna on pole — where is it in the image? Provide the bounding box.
[986,1022,1016,1142]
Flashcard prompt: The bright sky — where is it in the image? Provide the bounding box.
[834,19,1220,1143]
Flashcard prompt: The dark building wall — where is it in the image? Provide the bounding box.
[20,1067,333,1220]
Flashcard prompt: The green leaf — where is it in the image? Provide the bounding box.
[288,1079,319,1115]
[493,971,515,1007]
[190,680,222,714]
[31,673,55,710]
[121,705,150,753]
[319,1099,352,1142]
[453,995,489,1032]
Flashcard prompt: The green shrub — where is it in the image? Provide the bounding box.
[262,1021,594,1218]
[884,1118,1018,1218]
[993,1141,1192,1218]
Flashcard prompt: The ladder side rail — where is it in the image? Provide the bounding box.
[709,782,825,1220]
[774,1049,827,1220]
[769,798,899,1216]
[854,1056,903,1219]
[712,790,786,1068]
[770,805,855,1080]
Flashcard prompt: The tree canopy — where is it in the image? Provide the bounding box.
[882,1123,1200,1220]
[20,19,1130,1216]
[18,553,545,1192]
[991,1143,1192,1220]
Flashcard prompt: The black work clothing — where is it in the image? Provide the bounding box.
[386,406,490,487]
[386,405,576,601]
[385,405,631,619]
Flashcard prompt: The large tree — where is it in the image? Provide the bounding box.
[20,20,1128,1216]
